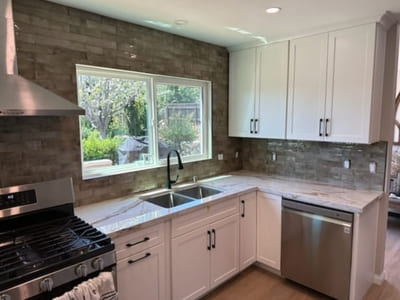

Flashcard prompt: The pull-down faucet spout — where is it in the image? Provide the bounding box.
[166,149,184,189]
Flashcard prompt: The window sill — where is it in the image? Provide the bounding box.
[82,155,212,180]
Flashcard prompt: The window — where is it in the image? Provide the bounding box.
[76,65,212,179]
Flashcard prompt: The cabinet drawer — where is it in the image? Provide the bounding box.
[172,197,239,238]
[115,222,165,260]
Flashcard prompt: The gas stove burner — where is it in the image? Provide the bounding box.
[0,215,113,292]
[0,178,115,299]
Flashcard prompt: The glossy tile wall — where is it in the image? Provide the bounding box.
[0,0,242,206]
[241,139,387,190]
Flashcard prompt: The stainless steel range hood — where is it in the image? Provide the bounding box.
[0,0,85,116]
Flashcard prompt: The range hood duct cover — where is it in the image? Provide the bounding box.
[0,0,85,116]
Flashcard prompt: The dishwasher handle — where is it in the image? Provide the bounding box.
[282,207,352,228]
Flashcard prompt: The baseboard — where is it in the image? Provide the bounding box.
[254,262,281,276]
[373,271,386,285]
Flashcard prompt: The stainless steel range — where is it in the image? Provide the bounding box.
[0,178,116,300]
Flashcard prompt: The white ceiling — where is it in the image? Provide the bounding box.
[46,0,400,47]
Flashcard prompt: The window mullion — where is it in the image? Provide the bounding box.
[150,78,160,165]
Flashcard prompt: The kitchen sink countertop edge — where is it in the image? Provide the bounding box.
[75,171,384,237]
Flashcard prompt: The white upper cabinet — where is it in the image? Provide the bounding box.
[229,41,289,139]
[325,24,385,143]
[287,33,329,141]
[256,42,289,139]
[229,48,257,138]
[287,23,386,143]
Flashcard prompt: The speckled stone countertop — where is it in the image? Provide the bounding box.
[75,171,384,237]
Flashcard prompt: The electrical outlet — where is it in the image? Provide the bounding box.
[217,153,224,161]
[272,152,277,161]
[344,159,351,169]
[235,151,239,159]
[369,161,377,174]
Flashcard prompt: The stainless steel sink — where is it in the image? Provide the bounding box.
[144,192,195,208]
[175,185,223,199]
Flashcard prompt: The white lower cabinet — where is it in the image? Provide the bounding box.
[116,222,169,300]
[171,199,240,300]
[257,192,282,270]
[239,192,257,270]
[210,214,240,288]
[117,243,167,300]
[171,225,210,300]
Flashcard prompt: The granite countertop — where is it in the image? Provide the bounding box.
[75,171,384,237]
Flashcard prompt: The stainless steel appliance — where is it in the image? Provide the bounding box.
[281,198,353,300]
[0,178,116,300]
[0,0,85,116]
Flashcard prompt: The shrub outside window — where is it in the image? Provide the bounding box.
[76,65,212,179]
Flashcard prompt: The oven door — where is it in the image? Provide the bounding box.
[1,265,117,300]
[27,265,117,300]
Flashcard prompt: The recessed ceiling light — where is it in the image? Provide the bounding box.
[174,19,188,26]
[266,7,281,14]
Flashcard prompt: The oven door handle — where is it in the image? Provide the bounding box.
[128,252,151,265]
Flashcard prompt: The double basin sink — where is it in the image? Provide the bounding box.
[143,185,223,208]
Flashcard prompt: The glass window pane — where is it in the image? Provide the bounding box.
[77,74,152,176]
[156,84,202,159]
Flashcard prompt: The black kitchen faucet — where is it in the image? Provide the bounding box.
[166,149,184,189]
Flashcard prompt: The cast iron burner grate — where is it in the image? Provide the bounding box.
[0,216,111,287]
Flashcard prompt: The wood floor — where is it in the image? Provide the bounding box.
[202,215,400,300]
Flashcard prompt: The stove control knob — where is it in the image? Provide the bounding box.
[0,294,11,300]
[40,277,54,292]
[75,264,88,278]
[92,257,105,271]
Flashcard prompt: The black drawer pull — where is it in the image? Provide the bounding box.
[325,119,329,137]
[207,230,211,250]
[319,118,323,136]
[212,229,216,249]
[128,252,151,265]
[241,200,245,218]
[126,236,150,248]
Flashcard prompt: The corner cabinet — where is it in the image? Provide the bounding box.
[239,192,257,270]
[257,192,282,271]
[229,41,289,139]
[287,23,386,143]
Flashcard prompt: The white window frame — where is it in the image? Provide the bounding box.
[76,64,212,180]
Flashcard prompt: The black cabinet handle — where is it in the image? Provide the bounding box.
[128,252,151,265]
[207,230,211,250]
[212,229,216,249]
[250,119,254,134]
[126,236,150,248]
[325,119,329,137]
[254,119,258,134]
[241,200,245,218]
[319,118,323,136]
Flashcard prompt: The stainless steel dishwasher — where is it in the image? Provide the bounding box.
[281,198,353,300]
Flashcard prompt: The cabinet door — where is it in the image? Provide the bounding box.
[229,48,257,137]
[257,192,282,270]
[171,225,210,300]
[287,33,328,141]
[118,243,167,300]
[255,41,289,139]
[325,24,376,143]
[210,214,240,288]
[239,192,257,271]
